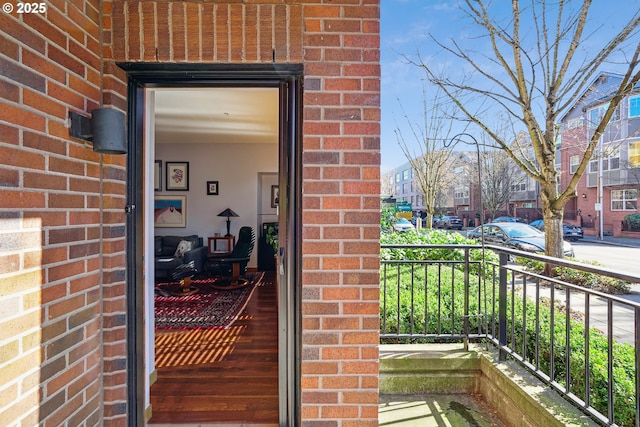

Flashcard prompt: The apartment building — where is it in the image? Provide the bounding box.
[559,72,640,237]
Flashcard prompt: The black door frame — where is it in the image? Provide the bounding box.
[120,63,303,426]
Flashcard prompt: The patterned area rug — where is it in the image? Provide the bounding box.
[154,272,263,330]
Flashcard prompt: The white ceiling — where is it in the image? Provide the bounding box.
[153,87,279,145]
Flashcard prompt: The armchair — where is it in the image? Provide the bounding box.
[154,235,207,280]
[207,226,255,288]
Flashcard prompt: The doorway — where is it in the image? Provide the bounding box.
[122,64,303,426]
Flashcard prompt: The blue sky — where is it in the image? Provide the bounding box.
[380,0,640,173]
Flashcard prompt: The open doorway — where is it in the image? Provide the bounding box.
[149,87,279,424]
[122,64,303,426]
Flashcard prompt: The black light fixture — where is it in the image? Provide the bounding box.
[582,193,587,199]
[69,108,127,154]
[217,208,239,237]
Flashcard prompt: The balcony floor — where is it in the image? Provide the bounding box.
[379,393,506,427]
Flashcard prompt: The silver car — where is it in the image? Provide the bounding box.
[467,222,574,257]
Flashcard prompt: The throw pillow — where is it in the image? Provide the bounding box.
[174,240,193,258]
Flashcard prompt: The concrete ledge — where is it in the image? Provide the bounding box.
[380,344,598,427]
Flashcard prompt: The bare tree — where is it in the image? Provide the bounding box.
[380,174,394,199]
[394,84,465,229]
[479,147,519,220]
[413,0,640,258]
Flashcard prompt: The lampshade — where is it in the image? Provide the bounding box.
[217,208,239,218]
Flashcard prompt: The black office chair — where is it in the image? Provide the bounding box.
[207,226,255,288]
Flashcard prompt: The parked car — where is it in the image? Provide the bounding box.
[493,216,526,223]
[529,219,584,242]
[435,215,463,230]
[466,222,574,258]
[393,218,415,232]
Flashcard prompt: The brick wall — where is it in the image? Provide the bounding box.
[299,4,381,426]
[0,0,380,425]
[0,1,128,426]
[112,2,381,424]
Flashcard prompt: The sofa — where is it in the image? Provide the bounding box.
[154,235,207,280]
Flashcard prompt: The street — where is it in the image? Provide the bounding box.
[571,241,640,276]
[459,229,639,277]
[517,239,640,344]
[457,230,640,343]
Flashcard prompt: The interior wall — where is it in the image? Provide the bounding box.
[155,142,277,267]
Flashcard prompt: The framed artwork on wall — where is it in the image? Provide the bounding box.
[271,185,279,208]
[166,161,189,191]
[206,181,219,195]
[154,195,186,228]
[154,160,162,191]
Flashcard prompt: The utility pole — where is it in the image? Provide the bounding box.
[598,134,604,240]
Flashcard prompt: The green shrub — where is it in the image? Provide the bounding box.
[381,237,636,425]
[624,213,640,231]
[516,257,631,294]
[381,229,498,278]
[507,294,636,426]
[381,263,487,336]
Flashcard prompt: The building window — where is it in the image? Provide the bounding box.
[402,183,409,193]
[402,169,409,180]
[511,182,526,192]
[570,155,579,174]
[629,140,640,167]
[588,152,620,173]
[629,96,640,118]
[589,103,620,127]
[521,203,534,208]
[611,189,638,211]
[454,186,469,199]
[566,118,584,129]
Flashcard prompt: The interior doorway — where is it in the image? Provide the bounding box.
[122,64,303,426]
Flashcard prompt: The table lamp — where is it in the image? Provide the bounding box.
[217,208,239,237]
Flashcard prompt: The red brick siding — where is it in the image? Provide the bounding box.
[112,1,381,425]
[1,0,381,425]
[0,0,128,426]
[301,3,381,426]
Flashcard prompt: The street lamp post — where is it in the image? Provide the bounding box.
[449,133,484,231]
[449,132,489,354]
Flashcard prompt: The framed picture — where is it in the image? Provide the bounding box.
[206,181,219,195]
[166,162,189,191]
[271,185,279,208]
[154,160,162,191]
[154,195,186,228]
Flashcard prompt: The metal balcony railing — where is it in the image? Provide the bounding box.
[380,243,640,427]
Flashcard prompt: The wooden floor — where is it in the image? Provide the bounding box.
[149,271,279,426]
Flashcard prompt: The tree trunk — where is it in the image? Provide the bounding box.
[425,212,433,230]
[542,208,564,275]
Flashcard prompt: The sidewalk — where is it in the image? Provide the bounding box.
[581,234,640,248]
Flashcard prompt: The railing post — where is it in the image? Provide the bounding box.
[498,252,508,361]
[463,248,470,351]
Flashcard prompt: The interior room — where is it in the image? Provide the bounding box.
[148,87,280,424]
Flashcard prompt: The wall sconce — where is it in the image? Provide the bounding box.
[582,193,587,198]
[69,108,127,154]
